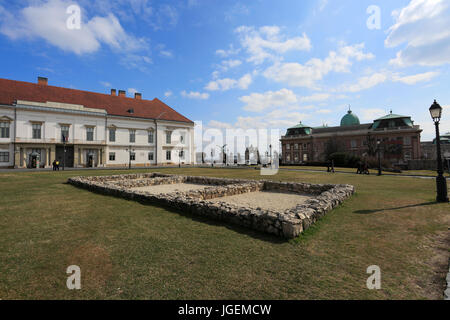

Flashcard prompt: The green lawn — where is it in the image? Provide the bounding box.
[0,168,448,299]
[280,165,450,177]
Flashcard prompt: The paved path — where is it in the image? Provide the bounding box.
[0,164,449,180]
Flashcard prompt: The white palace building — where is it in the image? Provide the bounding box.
[0,77,195,168]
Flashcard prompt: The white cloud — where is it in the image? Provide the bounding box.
[0,0,147,55]
[206,111,310,131]
[208,120,233,129]
[239,88,298,112]
[386,0,450,67]
[237,73,252,89]
[361,108,388,122]
[300,93,331,103]
[160,50,173,57]
[164,90,173,97]
[120,54,152,71]
[337,70,440,93]
[319,0,328,11]
[215,44,241,58]
[221,59,242,70]
[100,81,111,87]
[235,25,312,64]
[205,73,252,91]
[392,71,440,84]
[181,90,209,100]
[211,71,220,79]
[155,43,173,58]
[340,72,389,93]
[127,88,139,95]
[263,43,374,88]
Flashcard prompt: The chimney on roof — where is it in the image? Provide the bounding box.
[111,89,117,96]
[134,92,142,100]
[38,77,48,85]
[118,90,126,97]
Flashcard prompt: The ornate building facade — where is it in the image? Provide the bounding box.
[0,77,195,168]
[280,109,422,165]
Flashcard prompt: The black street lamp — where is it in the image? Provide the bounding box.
[211,149,214,167]
[126,145,134,170]
[377,140,382,176]
[217,144,227,165]
[269,144,272,166]
[429,100,449,202]
[179,148,183,168]
[62,134,66,171]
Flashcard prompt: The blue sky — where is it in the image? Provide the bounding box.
[0,0,449,141]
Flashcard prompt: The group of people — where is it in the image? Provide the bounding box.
[356,160,370,175]
[52,160,60,171]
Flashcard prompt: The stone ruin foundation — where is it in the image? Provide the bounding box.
[67,173,355,239]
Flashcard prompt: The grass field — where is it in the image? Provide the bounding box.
[280,165,450,177]
[0,168,448,299]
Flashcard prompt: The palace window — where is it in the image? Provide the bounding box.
[0,151,9,162]
[130,152,136,161]
[179,150,185,160]
[351,140,357,148]
[286,144,290,150]
[86,127,94,141]
[404,137,411,145]
[148,152,154,161]
[32,123,42,139]
[166,131,172,144]
[0,122,10,138]
[404,151,412,160]
[129,129,136,143]
[180,134,185,144]
[109,153,116,161]
[61,125,69,142]
[294,144,299,149]
[166,150,171,160]
[148,131,154,144]
[109,128,116,142]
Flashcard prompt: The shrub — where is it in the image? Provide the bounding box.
[327,152,361,168]
[364,156,393,169]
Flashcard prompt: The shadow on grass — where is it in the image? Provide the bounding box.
[66,182,287,245]
[354,201,437,214]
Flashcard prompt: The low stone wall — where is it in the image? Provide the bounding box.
[68,173,354,239]
[445,259,450,300]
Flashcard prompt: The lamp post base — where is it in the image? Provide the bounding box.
[436,175,449,203]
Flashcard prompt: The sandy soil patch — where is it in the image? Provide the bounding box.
[131,183,211,194]
[211,191,313,211]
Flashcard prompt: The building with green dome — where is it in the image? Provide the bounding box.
[281,109,422,165]
[340,110,360,126]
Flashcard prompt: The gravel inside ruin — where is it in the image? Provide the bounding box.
[131,183,211,194]
[211,191,313,211]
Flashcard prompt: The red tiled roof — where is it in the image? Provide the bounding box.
[0,78,193,123]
